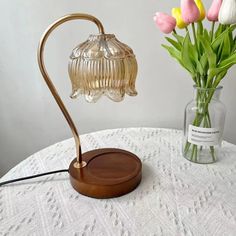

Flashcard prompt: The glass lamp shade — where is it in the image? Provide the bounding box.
[68,34,138,102]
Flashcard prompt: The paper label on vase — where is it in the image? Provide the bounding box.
[188,125,221,146]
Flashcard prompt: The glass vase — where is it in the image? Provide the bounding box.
[183,86,226,164]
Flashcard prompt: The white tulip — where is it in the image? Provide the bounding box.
[219,0,236,24]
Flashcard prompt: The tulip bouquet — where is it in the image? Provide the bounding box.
[154,0,236,162]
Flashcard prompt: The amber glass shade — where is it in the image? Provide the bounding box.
[68,34,138,102]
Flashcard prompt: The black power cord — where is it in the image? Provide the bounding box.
[0,169,69,187]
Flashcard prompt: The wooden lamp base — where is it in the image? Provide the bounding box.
[69,148,142,198]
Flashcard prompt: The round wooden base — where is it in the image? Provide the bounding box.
[69,148,142,198]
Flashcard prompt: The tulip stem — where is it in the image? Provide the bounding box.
[210,22,215,42]
[191,23,199,54]
[173,29,177,34]
[185,27,189,33]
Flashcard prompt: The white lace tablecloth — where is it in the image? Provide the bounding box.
[1,128,236,236]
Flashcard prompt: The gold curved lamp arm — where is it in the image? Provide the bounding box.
[37,13,105,168]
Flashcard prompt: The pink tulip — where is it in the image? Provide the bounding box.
[153,12,176,34]
[207,0,222,21]
[181,0,200,23]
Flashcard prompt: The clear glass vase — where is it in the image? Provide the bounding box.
[183,86,226,164]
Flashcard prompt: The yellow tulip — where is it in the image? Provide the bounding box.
[194,0,206,21]
[171,8,188,29]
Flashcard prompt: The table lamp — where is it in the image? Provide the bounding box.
[37,13,142,198]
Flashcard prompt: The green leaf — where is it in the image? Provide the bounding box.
[212,24,236,51]
[172,33,184,45]
[165,37,181,51]
[209,68,226,78]
[199,35,216,69]
[216,42,224,63]
[228,29,234,51]
[197,21,203,37]
[203,29,211,42]
[197,23,204,55]
[218,52,236,68]
[187,34,198,62]
[200,53,208,72]
[231,36,236,54]
[214,24,223,39]
[162,44,181,60]
[221,33,231,60]
[196,60,204,75]
[181,33,196,74]
[161,44,186,70]
[209,53,236,77]
[213,71,227,87]
[162,44,194,75]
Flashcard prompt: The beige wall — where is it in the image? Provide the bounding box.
[0,0,236,176]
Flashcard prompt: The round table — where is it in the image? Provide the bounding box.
[1,128,236,236]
